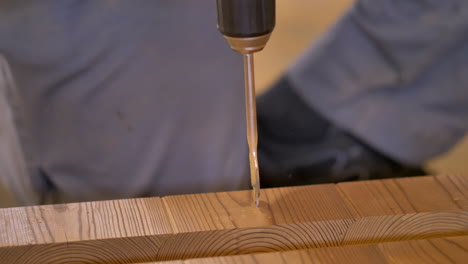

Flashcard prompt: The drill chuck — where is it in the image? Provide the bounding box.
[216,0,275,54]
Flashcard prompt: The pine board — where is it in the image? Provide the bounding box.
[1,176,467,263]
[146,236,468,264]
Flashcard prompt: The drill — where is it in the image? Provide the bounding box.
[216,0,276,206]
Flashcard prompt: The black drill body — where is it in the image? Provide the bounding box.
[216,0,275,38]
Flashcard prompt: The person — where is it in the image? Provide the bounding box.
[0,0,466,205]
[258,0,468,186]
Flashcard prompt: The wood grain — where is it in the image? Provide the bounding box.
[436,175,468,210]
[337,176,462,218]
[1,176,468,263]
[146,236,468,264]
[0,197,174,263]
[378,236,468,264]
[158,184,355,260]
[343,210,468,245]
[0,197,172,245]
[159,180,468,260]
[337,176,468,245]
[163,184,353,232]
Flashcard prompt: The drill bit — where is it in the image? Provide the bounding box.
[243,53,260,207]
[216,0,274,208]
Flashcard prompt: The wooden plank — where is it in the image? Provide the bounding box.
[393,176,463,212]
[337,176,468,245]
[147,236,468,263]
[436,174,468,210]
[0,197,174,263]
[163,184,353,232]
[2,176,468,263]
[343,210,468,245]
[155,209,468,261]
[0,197,172,245]
[159,184,355,259]
[186,252,287,264]
[337,176,463,218]
[378,236,468,264]
[337,179,416,217]
[303,244,387,264]
[159,178,468,259]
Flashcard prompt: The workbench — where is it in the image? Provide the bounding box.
[1,175,467,263]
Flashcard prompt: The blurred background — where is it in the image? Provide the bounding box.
[1,0,467,208]
[254,0,468,177]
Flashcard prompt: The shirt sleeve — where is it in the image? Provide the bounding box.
[287,0,468,165]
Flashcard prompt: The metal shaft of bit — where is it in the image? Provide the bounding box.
[243,53,260,207]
